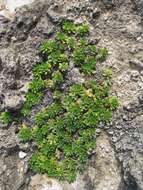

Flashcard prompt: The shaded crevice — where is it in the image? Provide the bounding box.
[125,173,140,190]
[0,145,20,156]
[0,57,3,72]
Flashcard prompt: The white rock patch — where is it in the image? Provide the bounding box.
[19,151,27,159]
[0,0,34,18]
[5,0,34,13]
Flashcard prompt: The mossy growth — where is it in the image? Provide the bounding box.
[0,111,13,125]
[19,124,32,142]
[18,20,119,182]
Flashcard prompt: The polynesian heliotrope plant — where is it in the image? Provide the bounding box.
[1,20,118,183]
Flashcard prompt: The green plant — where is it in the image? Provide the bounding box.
[35,103,63,126]
[0,111,12,125]
[81,57,96,74]
[29,79,45,93]
[21,103,31,117]
[76,23,89,36]
[18,20,118,183]
[62,21,89,36]
[103,69,113,79]
[73,44,97,74]
[53,90,63,100]
[73,47,86,66]
[62,21,76,34]
[56,33,76,49]
[21,91,44,117]
[52,71,63,84]
[69,84,84,97]
[59,62,69,72]
[33,62,51,79]
[26,91,44,107]
[97,48,108,61]
[106,96,119,110]
[19,125,32,142]
[40,40,58,54]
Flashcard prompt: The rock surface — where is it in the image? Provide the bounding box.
[0,0,143,190]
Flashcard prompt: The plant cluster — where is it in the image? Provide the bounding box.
[19,21,118,182]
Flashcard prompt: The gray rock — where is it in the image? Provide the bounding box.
[47,4,66,23]
[96,128,101,134]
[91,8,101,19]
[4,94,24,110]
[0,0,143,190]
[0,125,19,154]
[130,70,140,81]
[0,154,28,190]
[138,94,143,104]
[102,0,115,9]
[68,68,85,84]
[133,0,143,18]
[129,59,143,70]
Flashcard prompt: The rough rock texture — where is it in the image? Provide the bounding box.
[0,0,143,190]
[0,154,29,190]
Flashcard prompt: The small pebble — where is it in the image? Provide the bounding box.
[140,71,143,76]
[108,131,114,135]
[96,129,101,134]
[111,137,117,142]
[130,70,139,81]
[116,125,122,129]
[19,151,27,159]
[138,94,143,104]
[123,115,128,121]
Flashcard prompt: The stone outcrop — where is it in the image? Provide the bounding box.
[0,0,143,190]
